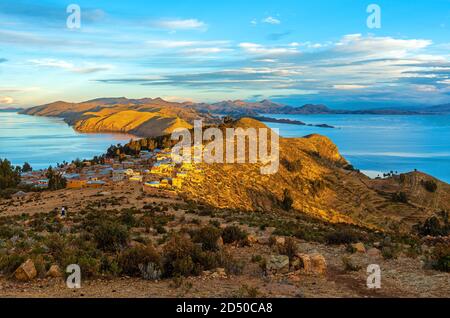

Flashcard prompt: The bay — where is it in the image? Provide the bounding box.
[263,113,450,183]
[0,112,133,170]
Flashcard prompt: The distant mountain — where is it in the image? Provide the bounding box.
[423,103,450,113]
[0,107,23,112]
[191,100,423,115]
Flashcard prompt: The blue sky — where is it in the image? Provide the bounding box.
[0,0,449,108]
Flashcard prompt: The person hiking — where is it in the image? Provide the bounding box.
[61,206,66,218]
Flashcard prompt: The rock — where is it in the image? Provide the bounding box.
[291,258,301,270]
[296,253,312,273]
[216,236,224,248]
[14,259,37,281]
[203,268,227,279]
[46,265,62,278]
[266,255,289,274]
[247,235,258,245]
[352,242,366,253]
[274,236,285,246]
[367,247,382,259]
[310,253,327,275]
[287,270,302,282]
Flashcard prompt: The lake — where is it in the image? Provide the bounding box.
[1,111,449,183]
[0,112,133,170]
[263,113,450,183]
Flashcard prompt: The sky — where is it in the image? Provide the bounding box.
[0,0,449,109]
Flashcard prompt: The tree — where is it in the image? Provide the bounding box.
[46,166,67,190]
[0,159,21,189]
[281,189,294,210]
[22,162,32,172]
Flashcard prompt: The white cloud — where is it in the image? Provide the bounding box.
[239,42,298,55]
[333,84,368,90]
[414,84,438,92]
[336,34,431,58]
[28,59,112,74]
[262,16,281,25]
[153,19,207,30]
[0,96,14,104]
[184,47,232,54]
[146,40,230,49]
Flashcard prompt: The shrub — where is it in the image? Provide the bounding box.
[342,256,361,272]
[162,235,205,277]
[422,180,438,193]
[118,244,162,277]
[281,159,302,172]
[392,192,408,203]
[162,235,234,278]
[233,284,261,298]
[120,210,137,227]
[216,250,244,275]
[280,189,293,210]
[100,256,121,276]
[251,255,263,263]
[76,255,100,278]
[222,225,247,244]
[325,229,360,245]
[0,253,26,274]
[414,212,449,237]
[93,221,129,251]
[427,244,450,272]
[381,245,399,260]
[191,226,222,251]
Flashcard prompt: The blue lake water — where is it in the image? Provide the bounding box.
[1,111,449,183]
[263,114,450,183]
[0,112,133,170]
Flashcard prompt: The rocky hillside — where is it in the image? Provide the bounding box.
[180,118,450,232]
[20,97,214,137]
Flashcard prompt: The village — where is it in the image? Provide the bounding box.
[18,147,204,195]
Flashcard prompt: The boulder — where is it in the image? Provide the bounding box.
[296,253,312,273]
[367,247,382,259]
[352,242,366,253]
[275,236,286,246]
[247,235,258,245]
[14,259,37,281]
[266,255,290,274]
[46,265,62,278]
[310,253,327,275]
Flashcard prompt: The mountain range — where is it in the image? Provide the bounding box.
[19,97,450,138]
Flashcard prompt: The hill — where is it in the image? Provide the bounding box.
[179,118,450,231]
[21,97,214,137]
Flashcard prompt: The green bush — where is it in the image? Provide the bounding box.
[325,229,360,245]
[222,225,247,244]
[428,244,450,272]
[414,212,449,237]
[162,235,205,277]
[120,210,137,228]
[0,253,26,274]
[422,180,438,193]
[118,244,162,277]
[192,226,222,251]
[93,221,129,251]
